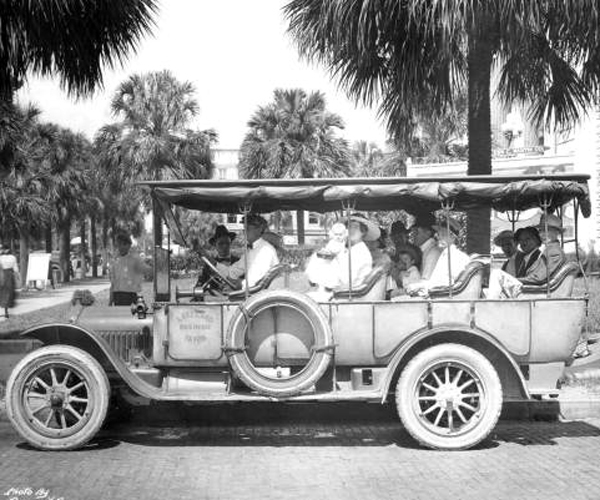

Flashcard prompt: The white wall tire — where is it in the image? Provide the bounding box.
[6,345,110,450]
[396,343,502,450]
[225,290,333,397]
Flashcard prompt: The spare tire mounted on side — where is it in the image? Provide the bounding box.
[225,290,333,397]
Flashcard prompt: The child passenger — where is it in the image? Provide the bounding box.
[390,248,421,297]
[306,222,348,291]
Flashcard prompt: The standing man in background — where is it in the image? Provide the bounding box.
[109,232,149,306]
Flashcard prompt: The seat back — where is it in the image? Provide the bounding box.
[521,261,579,298]
[428,260,486,299]
[332,265,388,301]
[227,264,290,301]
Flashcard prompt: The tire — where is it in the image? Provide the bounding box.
[225,290,333,397]
[396,343,502,451]
[6,345,110,450]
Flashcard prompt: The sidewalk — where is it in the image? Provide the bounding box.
[2,278,111,318]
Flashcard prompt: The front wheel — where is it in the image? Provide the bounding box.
[6,345,110,450]
[396,343,502,450]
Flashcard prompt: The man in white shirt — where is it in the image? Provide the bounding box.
[412,214,442,280]
[406,217,469,296]
[225,214,279,289]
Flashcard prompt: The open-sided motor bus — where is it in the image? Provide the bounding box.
[5,174,592,451]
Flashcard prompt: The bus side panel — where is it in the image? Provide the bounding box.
[529,299,585,362]
[474,300,531,357]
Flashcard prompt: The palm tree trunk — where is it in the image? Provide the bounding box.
[466,8,495,255]
[90,215,98,278]
[58,211,71,283]
[44,224,52,253]
[79,218,86,278]
[296,210,305,245]
[101,215,109,276]
[18,229,29,288]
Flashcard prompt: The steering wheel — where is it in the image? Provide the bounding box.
[200,256,238,290]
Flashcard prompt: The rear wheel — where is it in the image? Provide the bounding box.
[396,343,502,450]
[6,345,110,450]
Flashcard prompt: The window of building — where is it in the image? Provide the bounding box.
[308,212,319,226]
[227,213,237,224]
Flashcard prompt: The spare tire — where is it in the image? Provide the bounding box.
[225,290,333,397]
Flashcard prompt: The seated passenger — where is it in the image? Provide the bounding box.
[224,214,279,289]
[366,227,392,270]
[389,247,422,298]
[493,230,519,276]
[405,217,470,297]
[307,213,377,300]
[411,214,443,280]
[487,226,545,298]
[197,225,239,288]
[389,220,422,267]
[536,213,566,278]
[306,222,348,291]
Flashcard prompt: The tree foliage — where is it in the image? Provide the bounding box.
[239,88,351,179]
[284,0,600,141]
[96,70,217,183]
[0,0,157,98]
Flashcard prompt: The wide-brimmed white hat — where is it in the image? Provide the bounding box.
[344,213,381,242]
[537,213,563,232]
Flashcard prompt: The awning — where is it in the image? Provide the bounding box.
[140,174,591,218]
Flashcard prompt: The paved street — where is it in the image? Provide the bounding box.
[1,404,600,500]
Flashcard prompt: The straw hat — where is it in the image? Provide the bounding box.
[344,213,381,242]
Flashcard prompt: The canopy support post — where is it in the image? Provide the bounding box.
[441,198,455,298]
[238,202,253,301]
[507,204,520,234]
[342,199,356,300]
[539,195,552,299]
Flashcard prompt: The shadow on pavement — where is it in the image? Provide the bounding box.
[76,401,600,451]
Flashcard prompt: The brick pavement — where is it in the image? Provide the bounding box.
[1,404,600,500]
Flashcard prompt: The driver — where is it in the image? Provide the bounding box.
[223,214,279,289]
[197,225,239,288]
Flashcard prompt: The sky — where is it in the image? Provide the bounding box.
[16,0,389,150]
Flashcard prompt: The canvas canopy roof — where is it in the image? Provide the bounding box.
[142,174,591,218]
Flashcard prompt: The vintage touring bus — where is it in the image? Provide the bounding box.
[5,174,592,451]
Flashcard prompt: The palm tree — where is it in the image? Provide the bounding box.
[0,0,156,102]
[96,70,217,246]
[0,105,54,285]
[284,1,600,252]
[239,88,351,243]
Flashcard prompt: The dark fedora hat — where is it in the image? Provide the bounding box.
[209,225,236,246]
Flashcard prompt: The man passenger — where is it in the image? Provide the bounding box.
[224,214,279,289]
[411,214,442,280]
[405,217,469,296]
[486,226,545,298]
[536,213,566,279]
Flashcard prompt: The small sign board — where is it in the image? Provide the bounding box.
[168,305,223,360]
[26,253,51,288]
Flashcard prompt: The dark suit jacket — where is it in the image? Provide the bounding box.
[515,249,542,278]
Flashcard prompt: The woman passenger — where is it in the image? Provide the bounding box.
[307,213,377,300]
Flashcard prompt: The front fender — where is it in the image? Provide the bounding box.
[381,324,530,403]
[20,323,162,400]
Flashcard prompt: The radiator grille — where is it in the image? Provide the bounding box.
[96,328,152,362]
